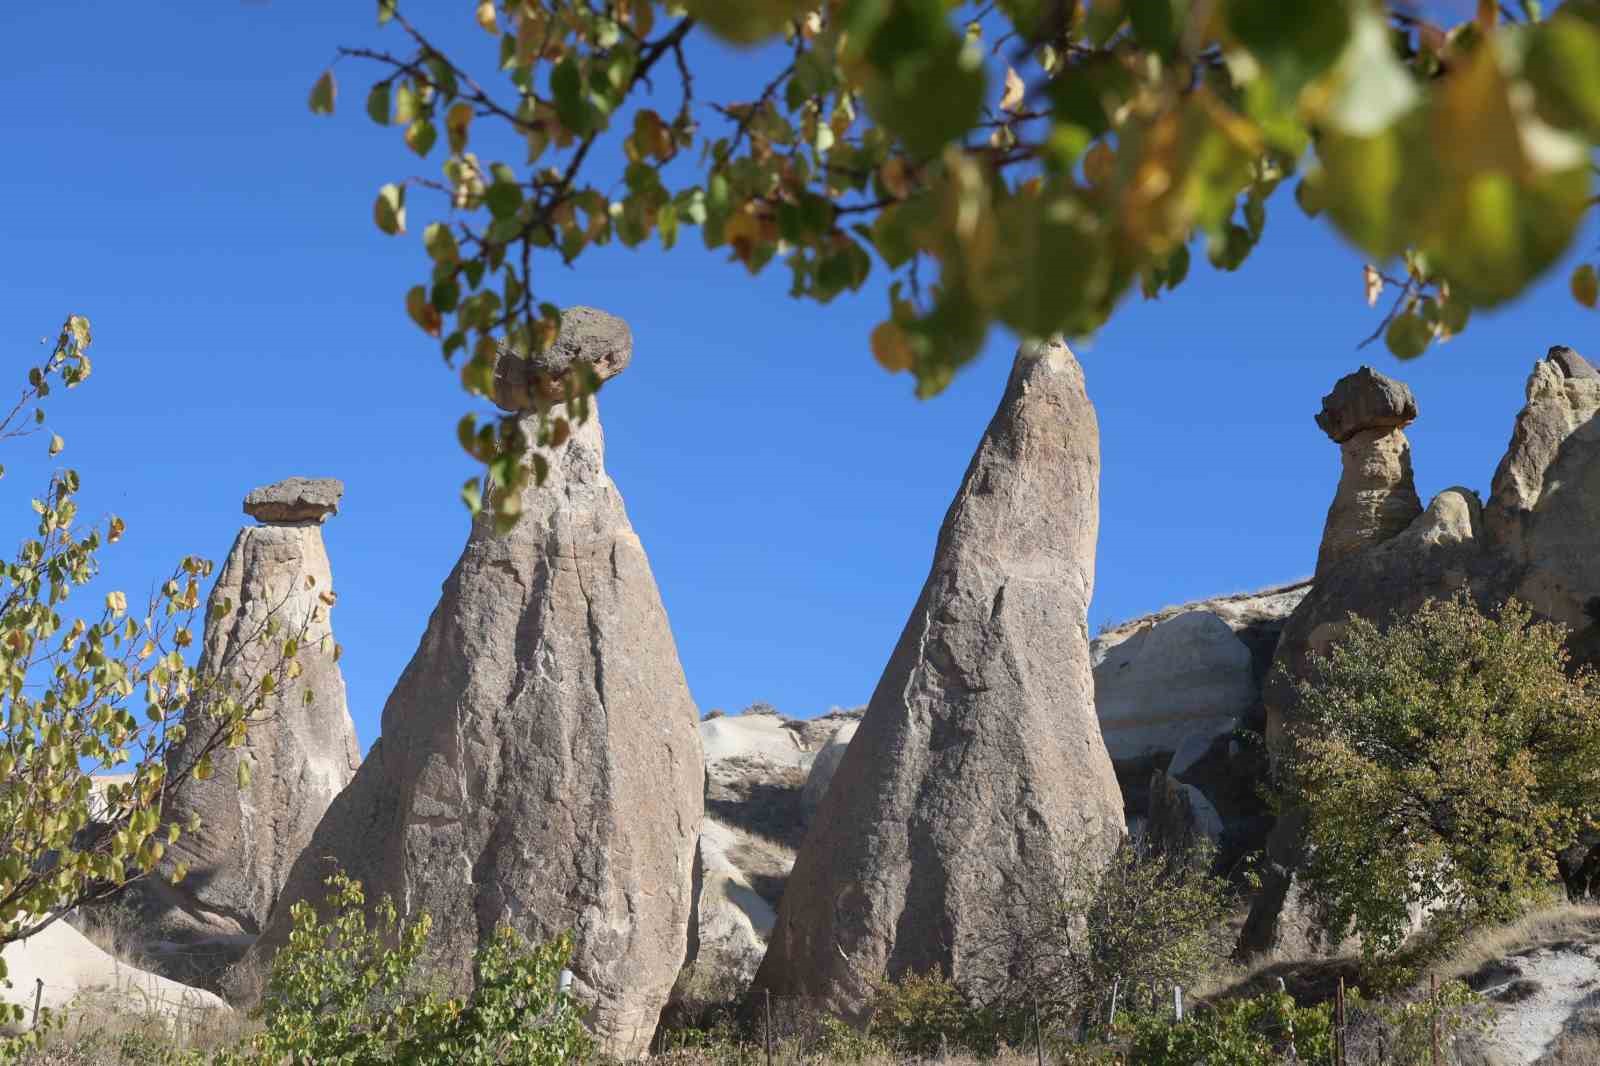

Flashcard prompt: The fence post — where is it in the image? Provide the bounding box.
[1107,978,1121,1028]
[1433,973,1446,1062]
[1335,977,1346,1066]
[1033,996,1045,1066]
[764,987,773,1066]
[31,978,43,1030]
[1174,984,1184,1022]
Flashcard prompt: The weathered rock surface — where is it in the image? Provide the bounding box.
[127,484,357,979]
[493,306,634,411]
[252,314,702,1059]
[1144,772,1223,856]
[1486,347,1600,635]
[0,917,229,1030]
[1314,368,1422,577]
[242,477,343,524]
[750,340,1125,1019]
[801,720,858,818]
[1094,611,1258,770]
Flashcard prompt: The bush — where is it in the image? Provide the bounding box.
[1125,992,1333,1065]
[1283,594,1600,957]
[989,835,1234,1033]
[203,870,590,1066]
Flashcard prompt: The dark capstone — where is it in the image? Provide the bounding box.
[1314,366,1419,443]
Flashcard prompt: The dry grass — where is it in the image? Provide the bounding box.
[1429,902,1600,986]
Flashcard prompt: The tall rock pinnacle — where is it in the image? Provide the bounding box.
[749,339,1125,1019]
[146,477,358,972]
[253,310,703,1058]
[1313,367,1423,578]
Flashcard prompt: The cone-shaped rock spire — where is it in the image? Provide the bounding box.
[749,339,1125,1019]
[252,310,703,1058]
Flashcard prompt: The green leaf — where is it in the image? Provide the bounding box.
[1525,14,1600,140]
[394,83,420,124]
[366,82,392,126]
[423,222,459,263]
[551,56,597,137]
[308,70,336,115]
[373,183,406,235]
[1320,10,1418,137]
[485,182,524,219]
[1128,0,1183,56]
[1226,0,1351,101]
[404,118,437,157]
[1385,311,1432,359]
[860,1,986,159]
[991,191,1111,338]
[685,0,807,45]
[1572,264,1599,308]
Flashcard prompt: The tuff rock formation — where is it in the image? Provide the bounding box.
[750,340,1125,1020]
[252,310,703,1059]
[1,918,229,1030]
[800,719,858,817]
[1244,347,1600,955]
[676,705,862,999]
[130,479,357,977]
[1091,582,1308,864]
[1144,771,1223,857]
[1313,367,1422,578]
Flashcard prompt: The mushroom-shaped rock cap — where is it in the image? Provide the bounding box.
[492,306,632,413]
[243,477,344,525]
[1314,366,1419,443]
[1548,345,1599,380]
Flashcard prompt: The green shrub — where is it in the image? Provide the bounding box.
[1126,992,1333,1066]
[205,870,590,1066]
[1283,594,1600,958]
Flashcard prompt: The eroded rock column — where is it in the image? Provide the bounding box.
[749,339,1125,1020]
[1313,367,1422,578]
[253,310,703,1059]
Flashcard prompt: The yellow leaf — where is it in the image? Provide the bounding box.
[1364,264,1383,307]
[1573,264,1599,308]
[871,320,915,373]
[446,102,474,154]
[476,0,498,33]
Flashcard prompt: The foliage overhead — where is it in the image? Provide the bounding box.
[313,0,1600,522]
[0,317,314,1041]
[1282,594,1600,958]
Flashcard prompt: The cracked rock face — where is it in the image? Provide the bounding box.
[749,340,1125,1020]
[1313,367,1422,578]
[140,485,358,975]
[252,358,702,1058]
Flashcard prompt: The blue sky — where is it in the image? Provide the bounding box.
[2,3,1595,750]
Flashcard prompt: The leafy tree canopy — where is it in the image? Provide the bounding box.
[312,0,1600,522]
[1283,595,1600,958]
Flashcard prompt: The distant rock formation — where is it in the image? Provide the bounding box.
[800,719,858,818]
[1244,347,1600,955]
[127,478,357,980]
[678,705,861,1000]
[750,340,1125,1020]
[252,309,703,1059]
[1313,367,1422,578]
[1091,582,1308,865]
[0,918,229,1030]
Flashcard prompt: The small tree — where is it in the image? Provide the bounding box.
[0,317,310,1022]
[1284,594,1600,957]
[988,835,1233,1033]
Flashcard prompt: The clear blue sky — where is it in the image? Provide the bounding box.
[3,4,1594,750]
